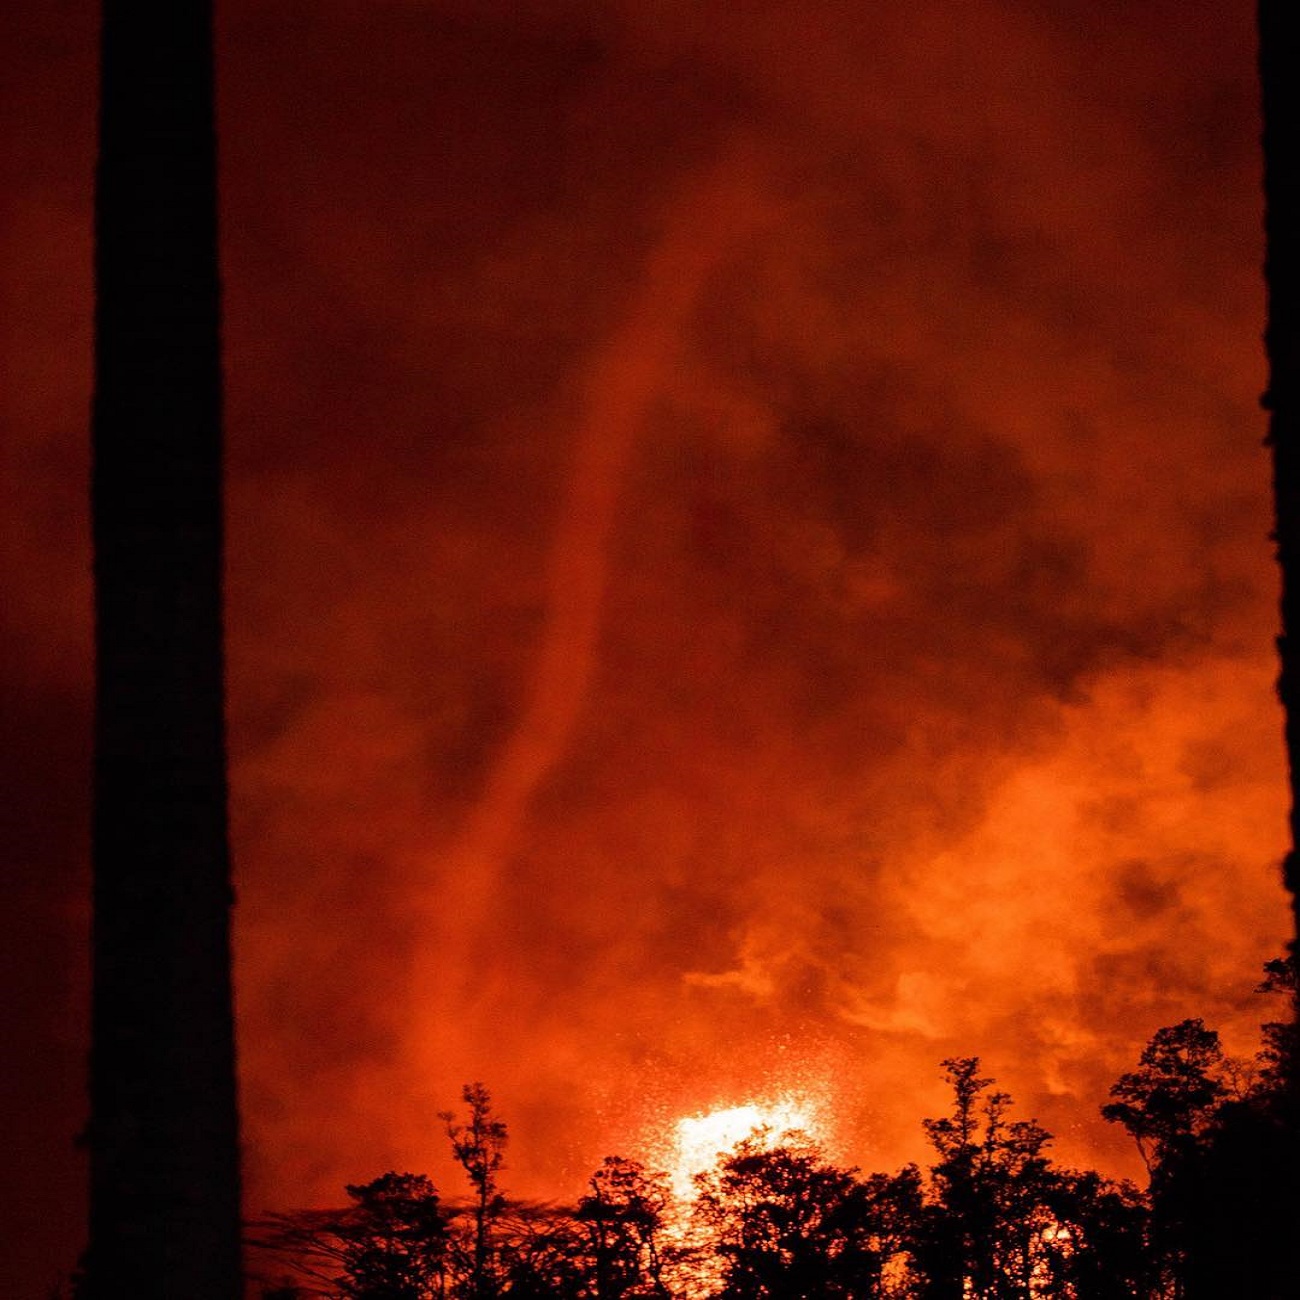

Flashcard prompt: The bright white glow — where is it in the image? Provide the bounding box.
[668,1097,821,1198]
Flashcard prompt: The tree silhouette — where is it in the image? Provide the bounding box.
[1254,953,1300,1092]
[1037,1170,1150,1300]
[692,1131,917,1299]
[85,0,240,1295]
[575,1156,672,1298]
[338,1173,449,1300]
[919,1058,1047,1299]
[441,1083,509,1298]
[917,1057,1147,1300]
[492,1211,590,1300]
[1101,974,1300,1298]
[1260,0,1300,980]
[248,1173,447,1298]
[1100,1020,1227,1178]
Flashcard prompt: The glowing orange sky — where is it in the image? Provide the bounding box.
[1,0,1293,1293]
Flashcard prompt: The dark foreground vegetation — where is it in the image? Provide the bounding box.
[244,960,1298,1300]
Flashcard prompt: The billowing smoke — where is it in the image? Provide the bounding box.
[1,0,1290,1287]
[425,147,779,1001]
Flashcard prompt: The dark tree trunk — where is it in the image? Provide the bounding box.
[1257,9,1300,1293]
[1261,4,1300,975]
[86,1,241,1295]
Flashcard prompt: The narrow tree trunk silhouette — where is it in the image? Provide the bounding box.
[1260,4,1300,981]
[1258,12,1300,1293]
[85,1,241,1295]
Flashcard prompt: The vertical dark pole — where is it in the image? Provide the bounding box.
[1261,3,1300,972]
[87,0,242,1294]
[1259,48,1300,1295]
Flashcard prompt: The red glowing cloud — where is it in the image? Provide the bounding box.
[0,0,1290,1291]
